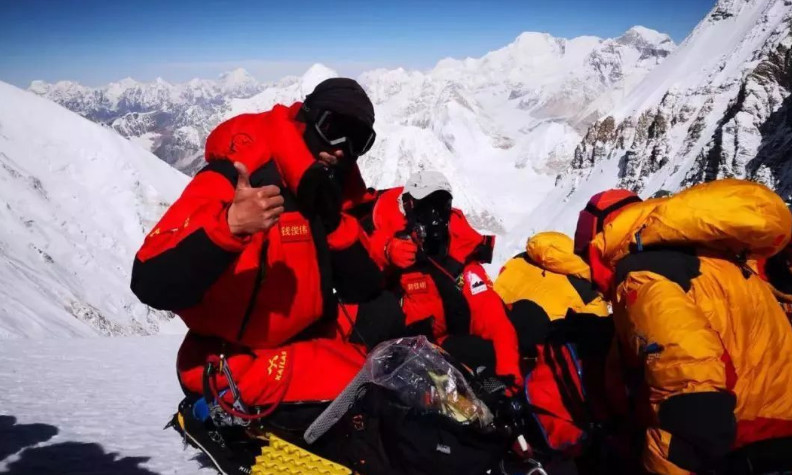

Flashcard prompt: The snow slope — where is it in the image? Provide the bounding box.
[0,335,215,474]
[0,81,189,339]
[503,0,792,263]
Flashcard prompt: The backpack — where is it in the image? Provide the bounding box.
[318,383,509,475]
[523,313,614,456]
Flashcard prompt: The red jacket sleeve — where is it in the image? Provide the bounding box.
[365,227,395,270]
[364,188,409,270]
[131,163,251,311]
[462,263,523,388]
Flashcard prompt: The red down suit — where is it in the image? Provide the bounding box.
[362,188,523,387]
[131,103,386,407]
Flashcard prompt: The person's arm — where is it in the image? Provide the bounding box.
[131,161,282,311]
[620,274,736,474]
[327,212,389,302]
[357,189,417,271]
[463,263,523,388]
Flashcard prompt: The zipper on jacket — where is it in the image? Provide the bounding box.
[236,241,269,342]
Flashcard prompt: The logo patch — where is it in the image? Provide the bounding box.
[279,217,311,243]
[229,133,253,153]
[467,271,487,296]
[455,274,465,290]
[267,350,288,381]
[436,444,451,455]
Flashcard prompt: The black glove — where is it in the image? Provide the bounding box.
[296,163,343,232]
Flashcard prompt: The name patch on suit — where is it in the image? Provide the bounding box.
[279,217,311,243]
[405,276,431,294]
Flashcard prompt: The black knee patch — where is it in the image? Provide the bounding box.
[405,317,436,339]
[549,312,614,358]
[722,436,792,474]
[659,391,737,471]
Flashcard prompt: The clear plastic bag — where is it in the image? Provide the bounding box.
[366,336,493,426]
[304,336,493,444]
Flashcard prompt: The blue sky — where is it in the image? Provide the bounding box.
[0,0,715,87]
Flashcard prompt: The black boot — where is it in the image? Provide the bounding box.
[167,398,262,475]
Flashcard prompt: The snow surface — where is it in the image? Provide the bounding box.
[0,81,189,339]
[0,335,214,474]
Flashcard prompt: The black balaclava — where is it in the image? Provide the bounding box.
[299,78,375,187]
[407,190,453,258]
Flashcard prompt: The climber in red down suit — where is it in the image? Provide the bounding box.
[358,171,523,391]
[130,78,405,474]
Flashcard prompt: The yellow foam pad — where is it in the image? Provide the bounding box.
[250,434,352,475]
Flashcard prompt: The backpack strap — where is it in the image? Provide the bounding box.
[615,247,701,292]
[584,195,643,233]
[566,275,599,305]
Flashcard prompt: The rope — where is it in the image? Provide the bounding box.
[204,353,292,421]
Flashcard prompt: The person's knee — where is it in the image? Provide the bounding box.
[177,332,255,398]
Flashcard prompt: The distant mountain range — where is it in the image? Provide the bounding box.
[29,26,675,232]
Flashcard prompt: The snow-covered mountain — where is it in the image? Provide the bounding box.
[30,27,674,232]
[354,26,674,231]
[0,80,188,339]
[504,0,792,261]
[29,69,270,174]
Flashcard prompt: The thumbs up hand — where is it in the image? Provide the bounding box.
[227,162,285,236]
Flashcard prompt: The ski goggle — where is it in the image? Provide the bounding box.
[313,110,376,157]
[413,192,453,228]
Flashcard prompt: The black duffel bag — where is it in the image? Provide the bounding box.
[316,383,509,475]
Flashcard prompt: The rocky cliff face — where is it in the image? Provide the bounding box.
[686,35,792,196]
[503,0,792,262]
[562,0,792,201]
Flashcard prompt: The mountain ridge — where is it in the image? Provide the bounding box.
[29,26,675,232]
[0,80,188,339]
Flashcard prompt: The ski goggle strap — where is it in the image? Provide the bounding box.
[574,194,642,257]
[313,109,376,156]
[583,195,643,233]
